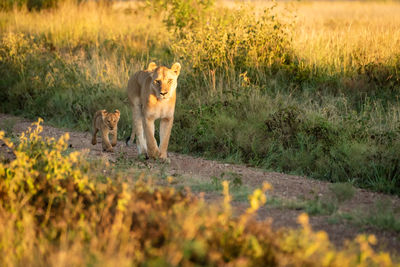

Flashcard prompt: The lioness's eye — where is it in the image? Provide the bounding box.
[154,80,161,85]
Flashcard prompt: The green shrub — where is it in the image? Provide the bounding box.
[146,0,215,30]
[329,183,355,204]
[27,0,61,11]
[172,5,293,76]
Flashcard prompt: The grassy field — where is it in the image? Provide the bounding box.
[0,0,400,194]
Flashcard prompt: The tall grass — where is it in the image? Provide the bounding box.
[293,2,400,76]
[0,1,400,194]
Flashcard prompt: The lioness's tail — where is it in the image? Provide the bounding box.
[125,129,135,146]
[125,136,131,146]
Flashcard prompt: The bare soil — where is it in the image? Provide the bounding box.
[1,113,399,254]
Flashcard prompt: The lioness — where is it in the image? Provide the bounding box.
[126,62,181,160]
[92,109,120,152]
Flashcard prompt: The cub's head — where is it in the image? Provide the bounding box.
[148,62,181,100]
[101,109,120,130]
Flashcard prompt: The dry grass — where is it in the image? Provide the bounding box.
[292,1,400,74]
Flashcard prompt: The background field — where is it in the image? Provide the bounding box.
[1,0,400,195]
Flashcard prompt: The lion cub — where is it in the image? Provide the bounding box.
[92,109,120,152]
[126,62,181,160]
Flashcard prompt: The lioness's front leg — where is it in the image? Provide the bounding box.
[101,129,113,152]
[159,117,174,159]
[144,118,160,158]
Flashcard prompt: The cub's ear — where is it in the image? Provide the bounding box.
[147,62,158,72]
[171,62,181,76]
[114,109,120,118]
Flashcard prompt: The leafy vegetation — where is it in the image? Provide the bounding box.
[332,199,400,234]
[267,185,400,234]
[0,1,399,194]
[0,120,397,266]
[0,118,16,138]
[267,195,338,216]
[329,183,355,204]
[189,171,251,201]
[145,0,215,30]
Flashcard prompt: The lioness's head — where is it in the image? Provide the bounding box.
[148,62,181,100]
[101,109,120,130]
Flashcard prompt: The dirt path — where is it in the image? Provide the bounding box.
[1,113,399,254]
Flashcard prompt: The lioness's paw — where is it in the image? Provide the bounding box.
[148,149,160,159]
[103,147,114,153]
[159,157,171,164]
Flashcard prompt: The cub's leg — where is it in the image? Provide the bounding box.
[132,103,147,155]
[101,128,113,152]
[159,117,174,159]
[144,117,160,159]
[111,128,118,147]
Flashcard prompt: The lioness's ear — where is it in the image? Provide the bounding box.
[115,109,120,118]
[101,110,107,120]
[171,62,181,76]
[147,62,158,72]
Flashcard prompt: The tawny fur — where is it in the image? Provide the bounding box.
[92,109,120,152]
[126,62,181,160]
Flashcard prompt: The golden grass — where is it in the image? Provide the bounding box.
[291,1,400,74]
[0,1,170,89]
[219,1,400,74]
[2,1,400,77]
[1,1,168,55]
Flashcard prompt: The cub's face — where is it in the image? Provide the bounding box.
[150,63,181,100]
[102,110,120,130]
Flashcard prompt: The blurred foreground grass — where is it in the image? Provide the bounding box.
[0,119,397,266]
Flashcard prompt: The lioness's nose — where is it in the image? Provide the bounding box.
[160,92,167,96]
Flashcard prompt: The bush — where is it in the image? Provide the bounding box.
[27,0,61,11]
[172,5,293,76]
[146,0,215,30]
[0,120,397,266]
